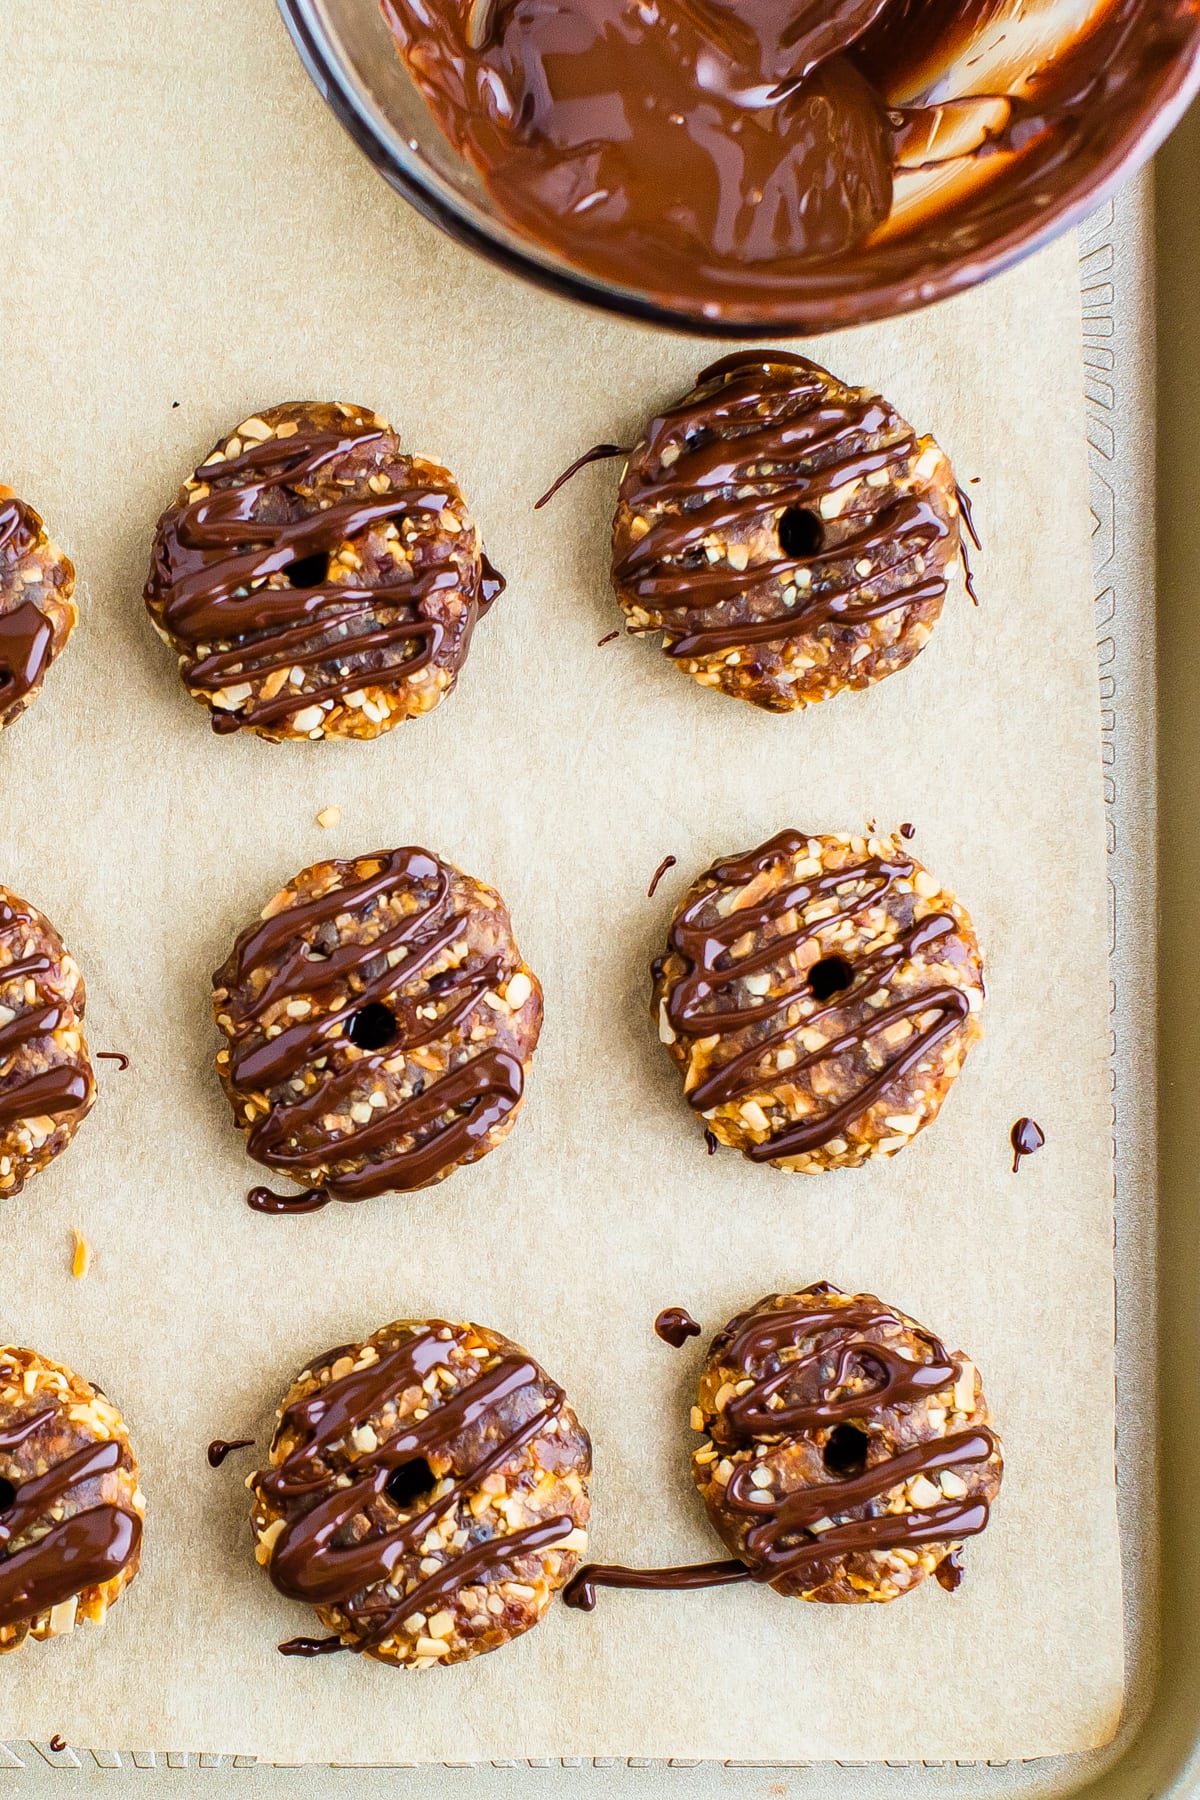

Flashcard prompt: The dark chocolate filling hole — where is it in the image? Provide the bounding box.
[345,1002,399,1052]
[385,1457,436,1510]
[808,955,855,1002]
[0,1478,17,1513]
[0,668,12,692]
[777,507,823,559]
[822,1423,871,1479]
[285,550,331,589]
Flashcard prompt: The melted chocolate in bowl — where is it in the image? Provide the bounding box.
[281,0,1200,327]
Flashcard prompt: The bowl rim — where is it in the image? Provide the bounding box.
[277,0,1200,336]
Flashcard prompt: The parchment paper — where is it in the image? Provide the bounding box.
[0,0,1121,1764]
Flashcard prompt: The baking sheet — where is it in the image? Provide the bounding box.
[0,0,1121,1765]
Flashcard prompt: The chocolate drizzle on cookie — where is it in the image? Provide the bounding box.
[0,903,92,1131]
[564,1287,997,1611]
[146,422,501,735]
[614,354,961,662]
[664,830,971,1159]
[221,849,527,1206]
[255,1324,574,1653]
[0,500,55,710]
[564,1558,750,1609]
[0,1409,142,1630]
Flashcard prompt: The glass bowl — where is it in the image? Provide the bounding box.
[277,0,1200,334]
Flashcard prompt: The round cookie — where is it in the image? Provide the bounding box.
[611,351,968,711]
[213,848,543,1209]
[0,1346,144,1651]
[652,828,983,1171]
[691,1284,1002,1603]
[0,487,77,732]
[249,1318,591,1664]
[0,887,95,1198]
[144,401,503,742]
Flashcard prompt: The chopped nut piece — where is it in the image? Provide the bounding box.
[71,1231,90,1280]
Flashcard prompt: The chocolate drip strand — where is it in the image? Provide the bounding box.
[226,848,525,1204]
[0,1413,141,1629]
[654,1307,702,1348]
[935,1549,965,1591]
[278,1634,349,1658]
[535,444,630,510]
[955,485,982,605]
[255,1324,574,1651]
[207,1437,255,1469]
[563,1558,750,1610]
[667,829,970,1157]
[247,1185,331,1215]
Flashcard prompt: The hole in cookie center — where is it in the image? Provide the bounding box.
[0,668,12,692]
[386,1457,436,1510]
[808,955,855,1002]
[285,550,331,589]
[777,507,823,559]
[345,1002,399,1052]
[0,1478,16,1513]
[822,1423,870,1479]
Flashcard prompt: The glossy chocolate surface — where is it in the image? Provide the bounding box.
[381,0,1199,319]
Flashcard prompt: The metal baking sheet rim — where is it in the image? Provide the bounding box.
[1,175,1170,1794]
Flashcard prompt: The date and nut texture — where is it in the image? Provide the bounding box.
[653,828,984,1171]
[249,1319,591,1665]
[144,401,503,742]
[693,1284,1003,1603]
[0,1346,144,1652]
[212,848,543,1210]
[610,350,972,711]
[0,887,96,1198]
[0,487,78,732]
